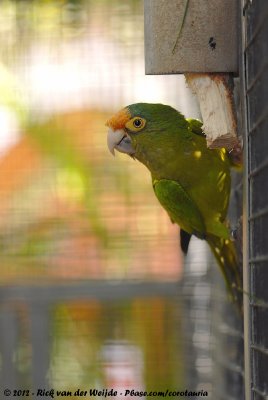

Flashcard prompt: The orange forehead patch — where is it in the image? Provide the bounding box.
[105,107,131,130]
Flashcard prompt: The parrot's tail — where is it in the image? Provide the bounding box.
[207,234,242,307]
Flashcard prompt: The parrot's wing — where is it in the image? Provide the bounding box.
[187,118,242,171]
[153,179,206,239]
[186,118,205,137]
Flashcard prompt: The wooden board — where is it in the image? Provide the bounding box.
[144,0,238,74]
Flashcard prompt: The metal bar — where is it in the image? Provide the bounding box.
[29,303,50,392]
[249,255,268,264]
[249,205,268,221]
[215,323,244,339]
[248,107,268,135]
[242,0,252,15]
[213,356,245,376]
[246,62,268,94]
[251,344,268,357]
[240,0,252,399]
[250,301,268,309]
[0,281,181,303]
[244,9,268,51]
[252,387,268,400]
[248,159,268,178]
[0,308,18,388]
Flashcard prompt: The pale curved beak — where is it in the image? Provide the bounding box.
[107,128,135,156]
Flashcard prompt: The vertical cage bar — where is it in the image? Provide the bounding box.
[241,0,252,398]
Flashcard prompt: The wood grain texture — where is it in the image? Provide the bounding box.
[185,73,239,150]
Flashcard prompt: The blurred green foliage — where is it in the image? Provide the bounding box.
[27,119,109,244]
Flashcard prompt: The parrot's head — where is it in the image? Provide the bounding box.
[106,103,187,159]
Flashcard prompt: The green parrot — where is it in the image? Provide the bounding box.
[106,103,241,301]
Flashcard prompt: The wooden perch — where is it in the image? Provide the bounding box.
[185,73,239,151]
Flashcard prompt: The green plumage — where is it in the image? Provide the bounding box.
[123,103,241,302]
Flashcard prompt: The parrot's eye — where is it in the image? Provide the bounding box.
[134,118,142,127]
[125,117,146,132]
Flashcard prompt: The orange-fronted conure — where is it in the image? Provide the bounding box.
[106,103,241,301]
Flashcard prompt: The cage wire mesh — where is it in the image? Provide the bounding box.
[0,0,201,393]
[0,0,246,396]
[244,0,268,398]
[0,0,200,283]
